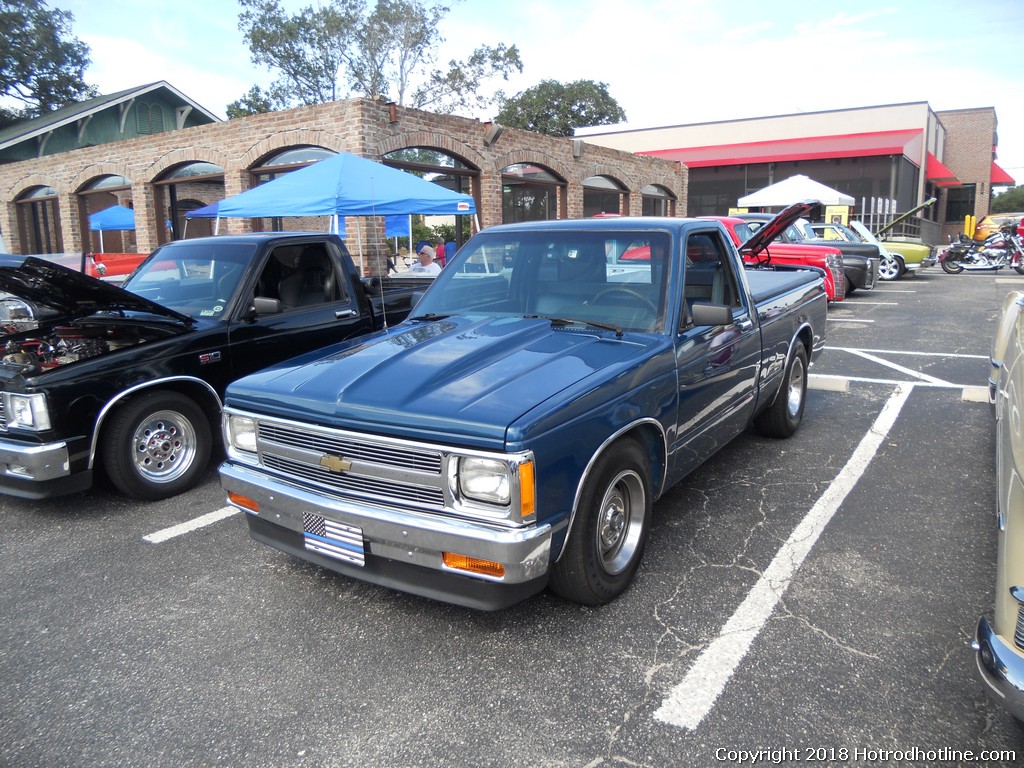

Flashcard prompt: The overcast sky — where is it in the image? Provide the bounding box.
[56,0,1024,189]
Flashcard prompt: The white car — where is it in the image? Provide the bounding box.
[975,289,1024,726]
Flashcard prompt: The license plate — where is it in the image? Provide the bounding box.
[302,513,365,567]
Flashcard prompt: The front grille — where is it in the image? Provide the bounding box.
[255,419,448,510]
[0,399,6,431]
[259,421,441,473]
[263,453,444,507]
[1015,604,1024,650]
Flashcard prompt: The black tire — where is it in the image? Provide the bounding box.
[101,391,212,500]
[754,344,808,438]
[550,439,652,606]
[1014,263,1024,276]
[941,253,964,274]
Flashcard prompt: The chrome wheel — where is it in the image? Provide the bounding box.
[878,255,902,281]
[132,409,198,483]
[786,353,806,419]
[595,469,646,575]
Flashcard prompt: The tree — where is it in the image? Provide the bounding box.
[992,186,1024,213]
[495,80,626,137]
[226,85,275,119]
[0,0,96,128]
[232,0,522,117]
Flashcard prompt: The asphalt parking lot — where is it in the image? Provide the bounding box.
[2,267,1024,767]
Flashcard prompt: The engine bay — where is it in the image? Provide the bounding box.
[0,297,176,375]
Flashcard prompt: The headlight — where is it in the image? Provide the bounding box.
[4,392,51,431]
[225,414,257,453]
[458,457,511,505]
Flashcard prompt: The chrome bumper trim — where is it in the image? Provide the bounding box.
[974,616,1024,722]
[220,462,552,584]
[0,437,70,481]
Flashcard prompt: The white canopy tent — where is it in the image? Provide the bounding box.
[738,174,855,208]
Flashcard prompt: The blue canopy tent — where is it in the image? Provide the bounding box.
[89,205,136,252]
[185,153,474,259]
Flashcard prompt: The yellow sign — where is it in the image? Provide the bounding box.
[825,206,849,226]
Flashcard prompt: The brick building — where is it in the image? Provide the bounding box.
[580,102,1013,246]
[0,86,684,275]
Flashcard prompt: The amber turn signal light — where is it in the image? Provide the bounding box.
[227,491,259,512]
[442,552,505,578]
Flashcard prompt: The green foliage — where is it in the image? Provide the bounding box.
[0,0,96,128]
[233,0,521,115]
[991,186,1024,213]
[226,85,275,119]
[496,79,626,137]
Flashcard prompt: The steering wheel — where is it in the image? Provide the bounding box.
[591,287,657,314]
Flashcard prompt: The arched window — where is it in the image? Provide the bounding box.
[641,184,676,217]
[584,175,628,217]
[250,146,336,231]
[15,186,62,254]
[77,175,134,254]
[501,163,564,223]
[153,161,225,242]
[383,148,479,248]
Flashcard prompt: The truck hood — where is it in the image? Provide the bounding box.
[0,255,191,323]
[227,315,651,446]
[739,200,821,259]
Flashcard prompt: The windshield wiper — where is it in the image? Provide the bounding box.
[524,314,623,338]
[409,313,450,322]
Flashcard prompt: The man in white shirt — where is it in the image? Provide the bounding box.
[410,244,441,275]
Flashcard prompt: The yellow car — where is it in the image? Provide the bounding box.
[976,289,1024,726]
[973,212,1024,242]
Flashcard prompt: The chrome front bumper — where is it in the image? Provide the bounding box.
[974,616,1024,723]
[220,462,554,607]
[0,436,70,482]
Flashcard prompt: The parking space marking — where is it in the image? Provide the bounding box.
[839,301,897,306]
[828,318,875,323]
[845,349,950,385]
[824,347,986,359]
[143,506,239,544]
[654,385,913,731]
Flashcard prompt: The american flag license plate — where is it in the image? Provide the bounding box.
[302,513,365,567]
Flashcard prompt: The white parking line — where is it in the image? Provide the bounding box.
[828,318,875,323]
[824,347,986,359]
[846,349,951,385]
[840,301,898,306]
[654,385,913,731]
[143,506,240,543]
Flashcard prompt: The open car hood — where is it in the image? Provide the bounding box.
[0,255,192,323]
[739,200,822,259]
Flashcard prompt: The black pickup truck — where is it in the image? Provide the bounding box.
[0,233,426,500]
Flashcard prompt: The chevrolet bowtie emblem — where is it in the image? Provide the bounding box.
[319,454,353,473]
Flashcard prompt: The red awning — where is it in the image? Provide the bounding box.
[640,129,922,168]
[926,153,959,186]
[992,161,1015,186]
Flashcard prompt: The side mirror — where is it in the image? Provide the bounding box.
[252,296,282,315]
[690,302,733,327]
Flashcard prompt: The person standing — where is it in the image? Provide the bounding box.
[435,239,446,267]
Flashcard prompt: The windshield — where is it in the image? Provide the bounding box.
[412,228,672,333]
[123,242,258,318]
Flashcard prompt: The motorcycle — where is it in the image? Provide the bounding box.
[940,222,1024,274]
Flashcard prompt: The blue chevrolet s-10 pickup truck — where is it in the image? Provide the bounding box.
[218,202,828,609]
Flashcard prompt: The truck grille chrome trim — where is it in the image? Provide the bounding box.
[258,421,441,472]
[1015,605,1024,651]
[264,453,445,507]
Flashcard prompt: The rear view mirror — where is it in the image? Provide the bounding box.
[252,296,282,315]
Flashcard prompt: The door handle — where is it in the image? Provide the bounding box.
[335,309,357,319]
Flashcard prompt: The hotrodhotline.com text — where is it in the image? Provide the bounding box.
[714,747,1018,764]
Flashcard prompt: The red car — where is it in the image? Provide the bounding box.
[701,216,846,302]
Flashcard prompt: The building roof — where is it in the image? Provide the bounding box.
[638,129,924,168]
[0,81,221,154]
